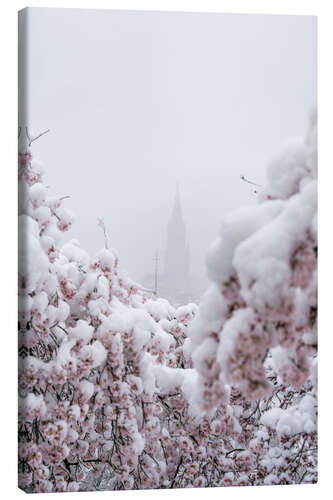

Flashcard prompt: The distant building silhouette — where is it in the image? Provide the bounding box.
[142,184,197,305]
[161,183,190,304]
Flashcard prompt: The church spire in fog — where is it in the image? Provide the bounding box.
[163,183,190,305]
[171,181,181,217]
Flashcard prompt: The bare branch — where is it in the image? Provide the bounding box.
[97,217,109,249]
[28,128,50,147]
[240,175,262,187]
[25,126,31,142]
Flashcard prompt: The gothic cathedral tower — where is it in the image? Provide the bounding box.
[163,183,190,304]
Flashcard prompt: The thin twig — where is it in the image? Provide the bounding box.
[26,127,51,147]
[240,175,261,187]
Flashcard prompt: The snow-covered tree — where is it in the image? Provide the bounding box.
[189,112,317,484]
[18,115,317,492]
[18,134,200,492]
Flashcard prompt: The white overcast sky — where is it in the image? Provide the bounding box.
[21,8,317,286]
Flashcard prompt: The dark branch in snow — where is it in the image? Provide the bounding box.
[25,127,51,147]
[240,175,262,187]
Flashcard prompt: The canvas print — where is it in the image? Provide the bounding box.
[18,8,317,493]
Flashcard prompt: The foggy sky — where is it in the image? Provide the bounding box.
[22,8,316,289]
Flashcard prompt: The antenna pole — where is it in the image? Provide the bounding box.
[153,251,159,295]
